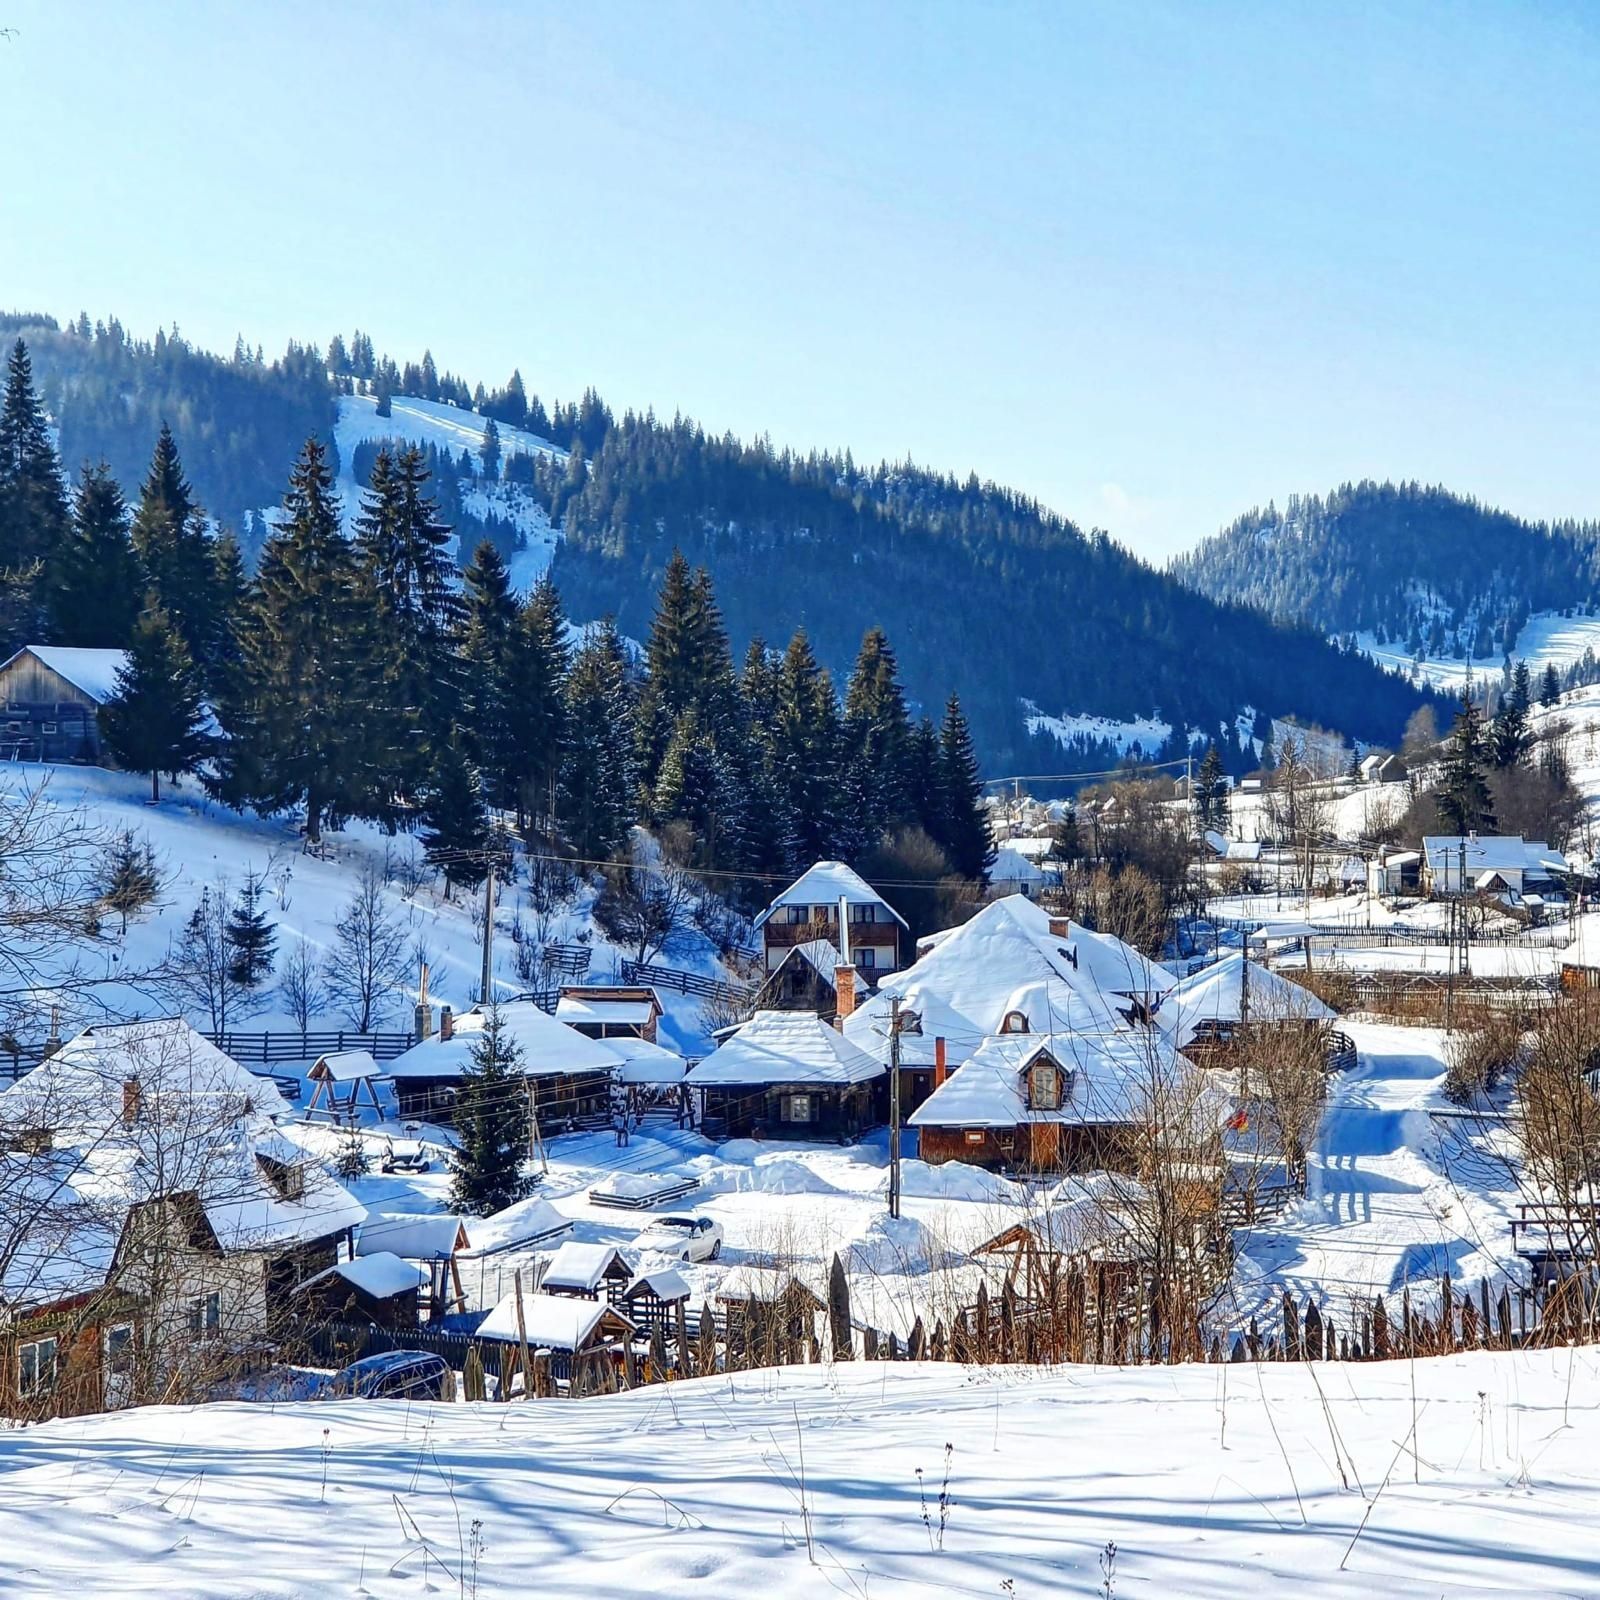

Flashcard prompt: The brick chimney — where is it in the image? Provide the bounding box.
[934,1035,947,1087]
[1048,917,1071,939]
[834,964,857,1025]
[439,1005,454,1042]
[121,1075,143,1127]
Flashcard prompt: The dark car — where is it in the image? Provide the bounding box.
[328,1350,451,1400]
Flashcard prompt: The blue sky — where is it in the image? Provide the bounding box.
[2,0,1596,559]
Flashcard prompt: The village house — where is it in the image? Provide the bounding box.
[385,999,619,1127]
[909,1027,1225,1177]
[0,645,128,764]
[1358,752,1405,785]
[354,1214,473,1322]
[1153,953,1337,1062]
[687,1009,885,1141]
[1421,835,1568,899]
[752,937,860,1018]
[1367,848,1422,898]
[754,860,907,978]
[554,985,664,1042]
[0,1019,364,1412]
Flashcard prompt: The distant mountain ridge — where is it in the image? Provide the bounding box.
[1173,480,1600,668]
[5,309,1438,772]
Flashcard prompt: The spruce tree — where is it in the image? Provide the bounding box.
[936,693,994,882]
[654,705,740,867]
[508,575,569,831]
[0,338,70,641]
[1436,695,1497,835]
[734,637,788,882]
[130,425,224,673]
[773,628,839,870]
[1193,744,1230,832]
[449,1005,532,1217]
[224,870,278,989]
[557,620,635,862]
[222,438,361,843]
[904,716,944,837]
[842,626,913,843]
[99,604,210,803]
[421,735,493,899]
[479,418,501,479]
[98,829,160,934]
[1540,662,1561,707]
[47,464,142,647]
[456,539,521,808]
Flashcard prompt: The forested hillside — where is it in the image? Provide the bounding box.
[2,310,1438,771]
[1173,480,1600,666]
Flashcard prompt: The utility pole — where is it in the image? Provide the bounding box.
[886,998,921,1221]
[480,855,496,1005]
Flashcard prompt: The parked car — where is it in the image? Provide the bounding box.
[328,1351,451,1401]
[381,1136,430,1174]
[633,1213,724,1262]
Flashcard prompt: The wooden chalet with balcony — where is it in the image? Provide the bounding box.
[754,861,906,979]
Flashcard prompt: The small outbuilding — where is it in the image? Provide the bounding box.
[355,1214,472,1321]
[538,1241,633,1303]
[291,1252,427,1329]
[0,645,128,764]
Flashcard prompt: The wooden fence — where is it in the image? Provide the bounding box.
[619,960,755,1006]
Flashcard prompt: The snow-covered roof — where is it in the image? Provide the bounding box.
[713,1265,826,1305]
[1154,955,1334,1048]
[753,861,907,929]
[989,846,1046,884]
[597,1035,687,1084]
[1224,840,1263,863]
[6,645,130,704]
[790,938,847,977]
[356,1213,468,1261]
[0,1155,121,1310]
[456,1195,571,1256]
[310,1049,380,1082]
[908,1030,1220,1132]
[555,995,657,1026]
[974,1173,1152,1260]
[1559,913,1600,967]
[623,1265,692,1303]
[477,1289,632,1349]
[1422,836,1568,876]
[386,1000,618,1080]
[686,1010,884,1087]
[846,897,1171,1066]
[540,1241,630,1293]
[295,1251,428,1302]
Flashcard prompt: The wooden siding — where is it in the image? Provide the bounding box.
[918,1121,1138,1176]
[0,651,107,763]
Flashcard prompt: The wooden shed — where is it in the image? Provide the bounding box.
[290,1252,427,1330]
[0,646,128,765]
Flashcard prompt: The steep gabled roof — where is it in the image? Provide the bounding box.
[4,645,130,704]
[386,1000,618,1081]
[1154,954,1333,1048]
[753,861,907,929]
[686,1010,883,1087]
[540,1240,630,1293]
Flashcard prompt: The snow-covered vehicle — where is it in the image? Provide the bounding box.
[380,1136,431,1174]
[632,1213,724,1262]
[327,1351,451,1401]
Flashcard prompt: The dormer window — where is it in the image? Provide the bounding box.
[1028,1055,1063,1111]
[1001,1010,1029,1034]
[257,1153,306,1202]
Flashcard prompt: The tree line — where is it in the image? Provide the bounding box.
[0,336,994,909]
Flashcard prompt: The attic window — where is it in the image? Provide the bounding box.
[1028,1058,1062,1111]
[257,1153,306,1202]
[1001,1010,1029,1034]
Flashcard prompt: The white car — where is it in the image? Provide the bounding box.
[633,1213,724,1263]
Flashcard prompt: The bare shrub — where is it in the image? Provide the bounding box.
[1444,1011,1528,1105]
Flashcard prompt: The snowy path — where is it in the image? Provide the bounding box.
[1234,1020,1523,1322]
[3,1353,1598,1597]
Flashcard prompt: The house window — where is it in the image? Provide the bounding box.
[18,1335,57,1397]
[781,1093,815,1123]
[105,1323,134,1361]
[41,722,57,735]
[963,1129,986,1146]
[848,902,878,923]
[1029,1058,1061,1111]
[188,1292,221,1339]
[784,905,809,925]
[1001,1009,1029,1034]
[856,946,877,970]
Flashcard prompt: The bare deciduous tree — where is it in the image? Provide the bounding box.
[277,938,327,1031]
[324,868,410,1029]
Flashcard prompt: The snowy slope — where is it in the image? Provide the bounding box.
[3,1351,1596,1598]
[332,394,565,588]
[1359,609,1600,691]
[1022,701,1174,757]
[3,762,724,1053]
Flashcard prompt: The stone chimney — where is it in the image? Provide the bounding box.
[439,1005,454,1042]
[834,964,857,1025]
[121,1075,142,1127]
[934,1035,947,1087]
[415,963,434,1042]
[1048,917,1071,939]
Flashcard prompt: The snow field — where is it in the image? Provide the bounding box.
[3,1350,1597,1597]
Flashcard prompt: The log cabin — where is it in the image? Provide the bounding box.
[0,645,127,765]
[686,1010,884,1141]
[554,985,664,1042]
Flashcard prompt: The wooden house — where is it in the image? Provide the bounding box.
[290,1252,426,1330]
[0,645,127,765]
[752,938,858,1017]
[909,1029,1226,1176]
[1153,954,1337,1064]
[538,1241,633,1304]
[754,861,907,979]
[687,1010,884,1141]
[386,1000,618,1127]
[355,1214,471,1321]
[555,985,663,1042]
